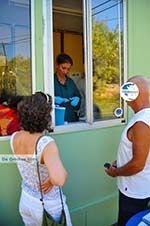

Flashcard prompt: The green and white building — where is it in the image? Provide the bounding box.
[0,0,150,225]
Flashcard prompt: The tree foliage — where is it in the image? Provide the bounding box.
[92,19,120,89]
[0,55,31,95]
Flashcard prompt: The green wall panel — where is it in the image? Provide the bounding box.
[0,140,22,226]
[50,127,123,225]
[0,126,123,226]
[86,194,117,226]
[51,127,123,209]
[71,193,117,226]
[128,0,150,78]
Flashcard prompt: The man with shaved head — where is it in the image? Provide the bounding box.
[105,76,150,226]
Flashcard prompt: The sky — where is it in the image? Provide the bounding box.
[92,0,123,31]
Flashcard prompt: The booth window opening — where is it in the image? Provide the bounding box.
[49,0,126,130]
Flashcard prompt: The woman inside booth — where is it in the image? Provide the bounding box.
[54,53,81,123]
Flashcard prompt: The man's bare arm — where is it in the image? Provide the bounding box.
[105,121,150,177]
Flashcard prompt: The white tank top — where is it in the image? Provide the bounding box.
[117,108,150,199]
[10,134,61,200]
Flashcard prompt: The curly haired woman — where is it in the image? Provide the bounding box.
[10,91,72,226]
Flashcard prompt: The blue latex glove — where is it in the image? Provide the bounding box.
[70,96,80,107]
[55,96,64,105]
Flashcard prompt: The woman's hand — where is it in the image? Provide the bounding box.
[41,177,53,193]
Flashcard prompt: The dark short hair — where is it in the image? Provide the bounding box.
[0,89,23,109]
[0,89,10,104]
[56,53,73,66]
[17,92,52,133]
[8,96,23,109]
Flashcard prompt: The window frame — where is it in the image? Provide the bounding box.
[31,0,36,94]
[0,0,35,140]
[43,0,128,134]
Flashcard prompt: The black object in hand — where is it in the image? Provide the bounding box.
[104,162,111,169]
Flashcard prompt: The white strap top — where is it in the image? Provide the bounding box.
[10,133,60,200]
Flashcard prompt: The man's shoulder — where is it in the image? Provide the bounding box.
[131,108,150,127]
[137,108,150,122]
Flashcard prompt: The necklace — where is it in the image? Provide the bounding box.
[58,76,66,84]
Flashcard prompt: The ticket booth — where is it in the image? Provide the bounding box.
[0,0,150,225]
